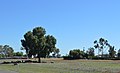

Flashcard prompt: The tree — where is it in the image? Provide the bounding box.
[53,48,60,58]
[87,47,95,58]
[45,35,56,57]
[118,49,120,58]
[69,49,84,59]
[55,48,60,57]
[21,27,57,63]
[13,52,23,56]
[94,38,109,57]
[0,45,14,58]
[0,45,4,58]
[108,46,116,58]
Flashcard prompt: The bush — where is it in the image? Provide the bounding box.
[63,56,80,60]
[32,61,38,63]
[24,60,33,63]
[16,61,22,63]
[92,56,109,60]
[2,61,11,64]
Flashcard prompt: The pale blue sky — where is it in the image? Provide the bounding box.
[0,0,120,55]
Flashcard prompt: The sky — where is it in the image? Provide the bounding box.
[0,0,120,55]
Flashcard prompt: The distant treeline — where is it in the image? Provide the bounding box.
[63,38,120,60]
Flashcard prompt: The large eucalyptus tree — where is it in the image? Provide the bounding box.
[94,38,109,57]
[21,27,57,63]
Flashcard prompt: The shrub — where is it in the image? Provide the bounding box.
[63,56,80,60]
[2,61,11,64]
[24,60,32,63]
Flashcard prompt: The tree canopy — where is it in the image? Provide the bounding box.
[21,27,57,63]
[94,38,117,59]
[69,49,84,59]
[0,45,14,58]
[94,38,109,57]
[87,47,95,58]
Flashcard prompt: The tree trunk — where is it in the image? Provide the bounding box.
[98,49,99,57]
[26,50,29,59]
[38,54,41,63]
[38,57,41,63]
[102,49,103,58]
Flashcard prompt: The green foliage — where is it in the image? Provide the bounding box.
[0,45,14,58]
[108,46,116,58]
[53,48,60,58]
[13,52,23,56]
[118,49,120,58]
[94,38,117,59]
[87,47,95,58]
[69,49,84,59]
[94,38,110,57]
[45,35,57,57]
[21,27,57,62]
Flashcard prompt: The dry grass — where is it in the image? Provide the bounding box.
[0,58,120,73]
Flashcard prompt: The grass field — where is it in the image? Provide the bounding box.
[0,58,120,73]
